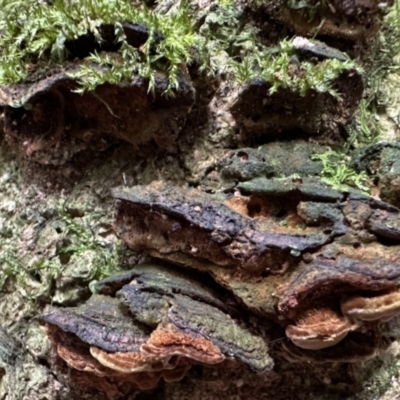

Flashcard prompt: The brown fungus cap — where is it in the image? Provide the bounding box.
[0,64,195,165]
[341,290,400,322]
[45,324,118,377]
[111,184,335,274]
[282,331,390,363]
[278,248,400,314]
[285,307,358,350]
[44,319,191,390]
[40,295,151,353]
[142,323,225,365]
[167,294,273,372]
[89,346,174,373]
[40,262,274,391]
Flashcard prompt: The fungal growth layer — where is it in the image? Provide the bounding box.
[110,175,400,360]
[40,264,273,390]
[42,170,400,392]
[0,67,195,165]
[230,38,363,142]
[2,0,397,397]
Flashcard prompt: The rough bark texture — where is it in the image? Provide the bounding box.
[1,0,400,399]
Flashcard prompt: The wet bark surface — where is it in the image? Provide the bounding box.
[1,1,400,400]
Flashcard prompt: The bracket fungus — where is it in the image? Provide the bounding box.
[366,209,400,241]
[0,65,195,165]
[142,322,225,365]
[230,70,362,143]
[341,290,400,322]
[285,305,359,350]
[229,39,363,142]
[110,173,400,363]
[282,331,390,363]
[1,0,399,397]
[40,263,273,390]
[112,181,344,275]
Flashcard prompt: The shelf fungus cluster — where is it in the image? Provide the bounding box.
[0,65,194,165]
[108,177,400,363]
[40,264,272,390]
[230,39,363,141]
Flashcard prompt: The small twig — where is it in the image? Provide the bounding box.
[90,92,121,119]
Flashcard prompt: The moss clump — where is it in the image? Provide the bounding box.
[345,1,400,146]
[197,2,360,96]
[0,199,121,310]
[312,150,370,192]
[0,0,361,98]
[285,0,328,20]
[0,0,196,95]
[196,3,259,76]
[345,99,383,148]
[56,200,122,282]
[229,39,359,98]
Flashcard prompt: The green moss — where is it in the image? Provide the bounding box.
[56,200,121,282]
[197,2,359,96]
[364,0,400,100]
[0,0,362,98]
[230,39,359,97]
[345,0,400,146]
[0,0,196,95]
[0,249,24,292]
[286,0,329,20]
[311,150,370,192]
[0,247,61,312]
[196,4,249,76]
[0,200,121,309]
[345,99,383,148]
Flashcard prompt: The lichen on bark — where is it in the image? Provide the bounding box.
[1,0,400,399]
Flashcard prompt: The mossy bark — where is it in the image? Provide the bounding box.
[1,1,400,399]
